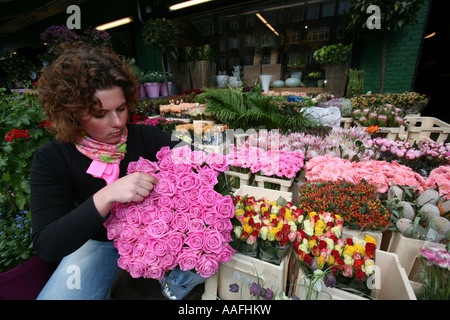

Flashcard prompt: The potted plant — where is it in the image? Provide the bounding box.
[0,89,54,299]
[191,44,216,90]
[313,43,352,97]
[142,18,179,99]
[287,57,306,80]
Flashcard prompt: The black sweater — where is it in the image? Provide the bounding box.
[30,124,181,262]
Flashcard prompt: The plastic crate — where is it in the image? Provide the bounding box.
[405,116,450,143]
[202,251,291,300]
[234,185,292,203]
[254,174,294,192]
[293,250,416,300]
[224,170,252,191]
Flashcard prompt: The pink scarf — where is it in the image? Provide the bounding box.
[75,128,127,184]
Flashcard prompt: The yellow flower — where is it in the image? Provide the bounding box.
[235,208,245,216]
[317,256,325,269]
[308,211,317,219]
[343,244,356,256]
[328,255,335,265]
[261,206,268,214]
[308,239,317,248]
[243,224,253,235]
[267,229,277,241]
[354,244,366,256]
[314,220,326,236]
[364,235,377,245]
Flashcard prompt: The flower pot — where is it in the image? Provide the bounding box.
[272,80,285,88]
[144,82,161,98]
[259,75,272,92]
[160,82,173,97]
[138,83,147,99]
[285,77,301,87]
[0,255,53,300]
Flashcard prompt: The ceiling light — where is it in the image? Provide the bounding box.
[170,0,213,11]
[96,17,133,31]
[255,13,279,36]
[424,32,435,39]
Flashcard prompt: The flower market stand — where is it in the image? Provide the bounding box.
[386,231,446,279]
[292,250,416,300]
[202,251,291,300]
[404,116,450,143]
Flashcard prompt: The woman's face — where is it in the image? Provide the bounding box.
[79,86,128,144]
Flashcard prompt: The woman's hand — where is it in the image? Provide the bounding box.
[93,172,158,218]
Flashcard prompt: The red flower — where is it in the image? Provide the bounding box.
[319,240,327,250]
[354,259,365,269]
[346,238,353,246]
[365,242,376,259]
[4,129,30,142]
[355,269,366,281]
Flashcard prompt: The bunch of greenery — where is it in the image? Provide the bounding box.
[0,88,53,272]
[194,85,318,131]
[313,43,352,66]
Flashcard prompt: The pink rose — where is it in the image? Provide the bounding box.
[342,265,353,278]
[119,225,138,242]
[117,256,131,271]
[157,195,174,209]
[136,229,151,247]
[129,157,159,175]
[198,187,221,207]
[126,206,142,227]
[165,231,186,253]
[205,153,228,172]
[172,163,193,174]
[132,242,148,258]
[188,204,204,219]
[198,166,219,186]
[213,195,235,219]
[158,208,174,224]
[203,228,224,254]
[215,244,235,264]
[171,145,192,164]
[154,178,176,196]
[185,231,205,251]
[157,155,174,172]
[127,257,147,278]
[173,195,191,212]
[143,249,158,265]
[149,238,168,256]
[211,218,233,235]
[202,209,218,225]
[183,188,199,202]
[177,172,201,192]
[159,252,177,270]
[141,205,159,225]
[156,146,171,161]
[190,150,207,169]
[147,219,170,238]
[116,239,134,256]
[145,266,165,280]
[195,253,219,278]
[177,248,201,271]
[189,218,206,232]
[171,211,190,233]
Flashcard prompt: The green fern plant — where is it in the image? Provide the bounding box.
[195,86,317,131]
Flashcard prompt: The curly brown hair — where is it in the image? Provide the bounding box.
[38,45,138,143]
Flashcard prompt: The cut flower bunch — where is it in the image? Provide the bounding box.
[231,194,303,260]
[297,180,390,230]
[103,145,235,279]
[294,211,377,296]
[418,247,450,300]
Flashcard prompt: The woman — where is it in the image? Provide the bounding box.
[31,45,202,300]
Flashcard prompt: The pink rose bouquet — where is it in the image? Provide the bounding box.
[103,145,235,279]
